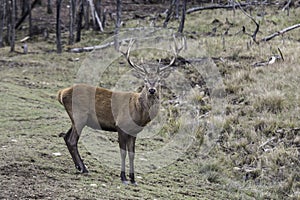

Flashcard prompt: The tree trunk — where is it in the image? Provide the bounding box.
[56,0,62,53]
[47,0,53,14]
[87,0,96,29]
[96,0,101,21]
[15,0,18,21]
[0,0,5,47]
[10,0,16,52]
[178,0,187,34]
[21,0,26,17]
[83,0,90,29]
[163,0,176,28]
[28,0,32,37]
[95,0,104,31]
[76,0,84,42]
[7,0,11,46]
[102,8,106,29]
[15,0,40,30]
[114,0,121,50]
[175,0,179,19]
[69,0,75,45]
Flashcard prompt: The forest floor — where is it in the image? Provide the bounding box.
[0,2,300,200]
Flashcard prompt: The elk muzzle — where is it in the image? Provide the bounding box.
[148,88,156,95]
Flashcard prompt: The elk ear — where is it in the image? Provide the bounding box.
[131,70,144,79]
[160,67,173,79]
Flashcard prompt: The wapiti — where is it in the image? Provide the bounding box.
[57,39,183,185]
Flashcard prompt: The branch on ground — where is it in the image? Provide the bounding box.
[261,23,300,42]
[186,3,250,14]
[69,41,114,53]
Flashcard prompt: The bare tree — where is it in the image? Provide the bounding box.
[10,0,16,52]
[28,0,32,37]
[163,0,176,28]
[282,0,291,16]
[96,0,102,22]
[102,8,106,29]
[6,0,11,45]
[76,0,84,42]
[85,0,103,31]
[69,0,76,45]
[21,0,26,16]
[114,0,122,50]
[56,0,62,53]
[178,0,187,33]
[175,0,180,19]
[15,0,18,21]
[47,0,53,14]
[16,0,40,30]
[83,0,90,29]
[0,0,5,47]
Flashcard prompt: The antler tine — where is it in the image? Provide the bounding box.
[159,36,185,73]
[120,39,146,75]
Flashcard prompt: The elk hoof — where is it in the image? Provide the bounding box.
[76,165,89,173]
[122,180,129,185]
[59,132,66,137]
[130,181,138,186]
[81,168,89,173]
[120,171,127,183]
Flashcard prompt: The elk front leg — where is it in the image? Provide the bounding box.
[63,126,88,173]
[118,130,128,184]
[127,135,137,185]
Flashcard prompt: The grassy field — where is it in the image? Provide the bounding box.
[0,3,299,200]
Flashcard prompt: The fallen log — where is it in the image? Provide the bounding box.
[186,3,249,14]
[69,41,114,53]
[261,23,300,42]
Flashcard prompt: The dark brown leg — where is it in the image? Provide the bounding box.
[118,130,128,184]
[127,135,137,185]
[63,126,88,173]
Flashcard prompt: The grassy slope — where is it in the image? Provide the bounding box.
[0,4,299,200]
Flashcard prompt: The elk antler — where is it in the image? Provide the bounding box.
[159,35,185,73]
[120,39,148,75]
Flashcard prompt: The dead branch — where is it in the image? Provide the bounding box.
[252,48,284,67]
[186,3,250,14]
[259,137,276,150]
[70,37,134,53]
[282,0,292,16]
[261,23,300,42]
[278,48,284,61]
[236,1,259,43]
[69,41,114,53]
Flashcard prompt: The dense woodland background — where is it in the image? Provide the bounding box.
[1,0,300,52]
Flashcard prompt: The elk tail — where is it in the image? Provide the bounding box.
[57,89,64,105]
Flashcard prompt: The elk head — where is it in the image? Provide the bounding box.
[120,37,185,98]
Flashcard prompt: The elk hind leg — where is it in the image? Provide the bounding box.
[63,126,88,173]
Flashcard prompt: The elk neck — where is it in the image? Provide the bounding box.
[138,87,160,111]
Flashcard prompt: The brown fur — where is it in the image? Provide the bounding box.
[58,84,155,132]
[58,83,159,184]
